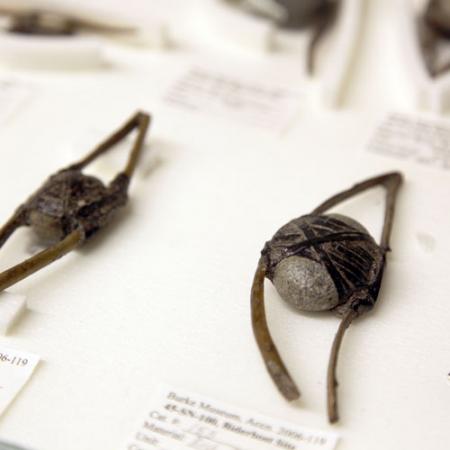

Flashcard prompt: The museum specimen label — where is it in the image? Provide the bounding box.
[125,385,338,450]
[0,346,40,416]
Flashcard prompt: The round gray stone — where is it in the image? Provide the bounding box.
[273,255,339,312]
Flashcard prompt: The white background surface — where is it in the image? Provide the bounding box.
[0,1,449,450]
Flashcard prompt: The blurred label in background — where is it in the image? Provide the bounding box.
[0,80,33,126]
[368,113,450,171]
[163,66,308,134]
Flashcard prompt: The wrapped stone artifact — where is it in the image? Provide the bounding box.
[251,172,403,423]
[0,111,150,294]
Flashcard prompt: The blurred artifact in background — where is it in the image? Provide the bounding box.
[251,172,402,423]
[228,0,340,73]
[0,5,134,36]
[418,0,450,77]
